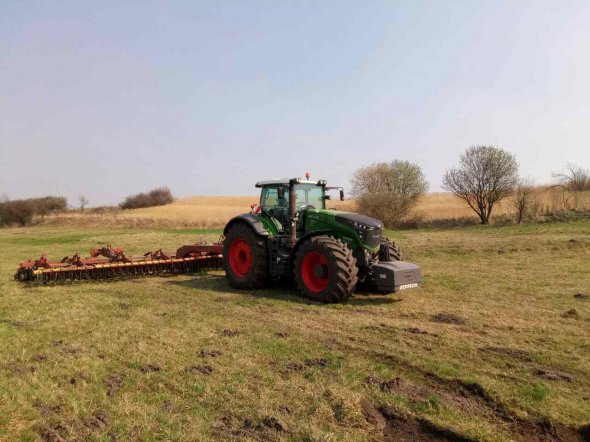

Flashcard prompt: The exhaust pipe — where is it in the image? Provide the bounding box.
[289,178,298,246]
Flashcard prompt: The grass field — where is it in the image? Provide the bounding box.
[40,189,590,229]
[1,222,589,441]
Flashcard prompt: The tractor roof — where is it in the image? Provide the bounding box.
[255,179,326,188]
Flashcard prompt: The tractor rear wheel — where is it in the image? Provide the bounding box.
[379,238,403,262]
[223,223,269,289]
[294,236,358,303]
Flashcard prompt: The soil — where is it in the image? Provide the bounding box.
[562,309,580,319]
[574,293,589,301]
[304,358,330,368]
[197,350,223,357]
[431,313,465,325]
[139,364,161,373]
[534,369,574,382]
[221,329,239,337]
[84,414,107,432]
[104,373,124,397]
[186,365,213,375]
[404,327,438,336]
[379,408,475,441]
[286,362,305,371]
[36,424,67,442]
[367,356,588,441]
[275,332,289,338]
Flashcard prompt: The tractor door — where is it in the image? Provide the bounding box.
[260,186,289,232]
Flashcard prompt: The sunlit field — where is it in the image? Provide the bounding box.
[41,188,590,229]
[1,222,589,440]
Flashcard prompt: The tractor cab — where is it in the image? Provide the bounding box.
[256,179,343,235]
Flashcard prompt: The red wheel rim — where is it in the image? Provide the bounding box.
[229,238,253,277]
[301,251,329,293]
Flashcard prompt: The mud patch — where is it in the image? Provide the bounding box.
[221,329,239,337]
[574,293,589,301]
[235,416,288,438]
[33,354,48,363]
[262,416,288,433]
[379,408,474,441]
[186,365,213,375]
[275,332,289,338]
[431,313,465,325]
[286,362,305,372]
[372,353,586,441]
[534,369,573,382]
[36,424,68,442]
[84,413,107,432]
[562,309,580,319]
[4,362,36,375]
[34,401,63,417]
[305,358,331,368]
[104,373,124,397]
[404,327,438,337]
[139,364,161,373]
[197,350,223,358]
[479,347,533,362]
[361,400,386,431]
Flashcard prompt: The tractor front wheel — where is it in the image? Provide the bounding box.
[294,236,358,303]
[379,238,404,262]
[223,223,269,289]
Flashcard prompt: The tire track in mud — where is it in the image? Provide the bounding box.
[372,352,588,441]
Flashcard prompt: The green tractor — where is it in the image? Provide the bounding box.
[222,177,421,303]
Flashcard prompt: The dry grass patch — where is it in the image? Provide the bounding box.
[0,222,589,440]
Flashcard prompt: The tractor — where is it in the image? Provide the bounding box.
[222,176,421,302]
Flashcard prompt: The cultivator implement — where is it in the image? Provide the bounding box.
[14,242,223,284]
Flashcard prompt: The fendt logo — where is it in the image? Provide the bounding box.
[403,271,415,282]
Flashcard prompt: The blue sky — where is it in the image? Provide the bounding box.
[1,1,589,205]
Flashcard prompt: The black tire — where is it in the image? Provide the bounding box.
[294,236,358,303]
[223,223,269,289]
[379,238,404,262]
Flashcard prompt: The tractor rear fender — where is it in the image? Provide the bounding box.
[224,214,270,237]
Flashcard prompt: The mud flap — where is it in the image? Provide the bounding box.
[372,261,421,293]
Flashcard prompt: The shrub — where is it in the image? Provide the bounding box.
[0,200,35,226]
[351,161,428,227]
[0,196,67,226]
[119,187,174,209]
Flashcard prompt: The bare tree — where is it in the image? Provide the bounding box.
[351,160,428,227]
[79,195,89,211]
[512,178,536,224]
[552,163,590,192]
[443,146,518,224]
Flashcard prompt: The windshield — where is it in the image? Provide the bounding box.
[260,184,325,210]
[295,184,325,209]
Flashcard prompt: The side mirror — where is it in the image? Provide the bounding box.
[277,188,285,200]
[340,189,344,201]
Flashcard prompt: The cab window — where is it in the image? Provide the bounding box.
[260,187,287,209]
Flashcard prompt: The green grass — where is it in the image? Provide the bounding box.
[0,222,589,441]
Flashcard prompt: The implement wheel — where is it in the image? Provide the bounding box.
[223,223,269,289]
[294,236,358,303]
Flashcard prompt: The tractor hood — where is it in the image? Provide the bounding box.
[334,212,384,229]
